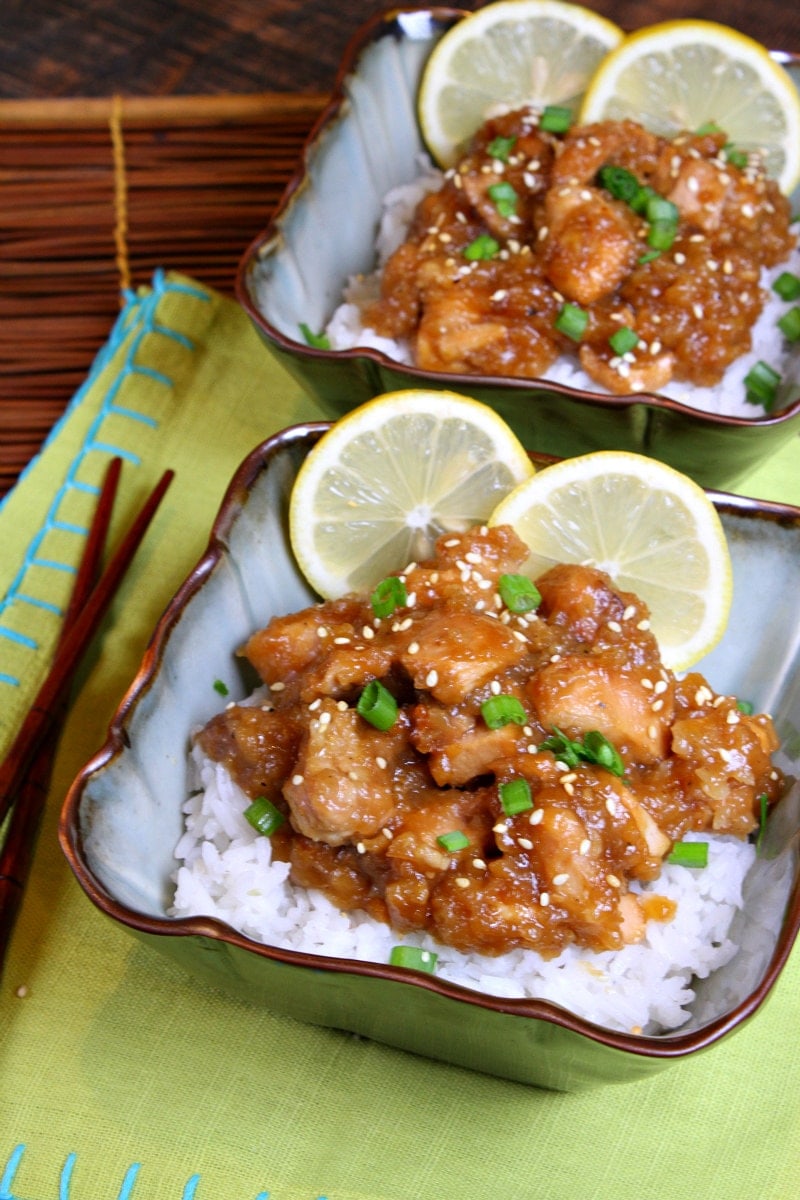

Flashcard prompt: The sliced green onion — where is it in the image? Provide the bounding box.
[498,573,541,614]
[756,793,769,851]
[464,234,500,261]
[389,945,438,973]
[647,219,678,252]
[629,184,659,215]
[772,271,800,300]
[645,195,680,224]
[499,777,533,816]
[609,326,639,356]
[555,301,589,342]
[736,698,754,715]
[695,121,722,135]
[299,322,330,349]
[596,164,641,204]
[539,727,624,777]
[213,678,229,697]
[582,731,625,777]
[487,134,517,162]
[488,181,519,218]
[437,830,470,853]
[357,680,398,730]
[481,695,527,729]
[539,104,573,133]
[370,575,407,618]
[667,841,709,868]
[244,796,285,837]
[723,144,748,170]
[744,360,781,410]
[637,249,661,265]
[777,306,800,342]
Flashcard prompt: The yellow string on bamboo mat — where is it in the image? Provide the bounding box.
[109,94,131,298]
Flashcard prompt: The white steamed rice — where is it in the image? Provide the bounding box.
[324,159,800,419]
[172,739,757,1035]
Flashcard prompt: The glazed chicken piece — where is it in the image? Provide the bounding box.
[541,183,642,304]
[283,700,411,846]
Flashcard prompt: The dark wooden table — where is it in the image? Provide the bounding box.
[2,0,798,100]
[1,0,798,496]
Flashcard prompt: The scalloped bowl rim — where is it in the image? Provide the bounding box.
[59,421,800,1065]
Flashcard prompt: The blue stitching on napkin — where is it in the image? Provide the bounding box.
[0,1144,332,1198]
[0,271,210,696]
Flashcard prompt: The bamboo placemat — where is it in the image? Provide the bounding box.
[0,92,326,498]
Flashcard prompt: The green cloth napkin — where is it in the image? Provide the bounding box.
[1,270,799,1200]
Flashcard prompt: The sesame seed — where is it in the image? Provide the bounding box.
[726,709,740,725]
[362,625,375,640]
[553,872,569,886]
[641,677,653,690]
[674,252,687,265]
[607,620,622,633]
[637,619,651,631]
[529,809,544,826]
[317,626,329,639]
[550,653,561,663]
[605,798,617,817]
[348,770,359,781]
[270,681,286,692]
[490,289,508,302]
[333,636,351,645]
[513,630,529,643]
[356,842,366,854]
[622,605,636,621]
[405,592,417,608]
[308,698,322,711]
[444,537,460,547]
[563,782,575,796]
[425,669,439,688]
[337,700,348,711]
[651,698,664,712]
[407,641,420,655]
[692,303,704,319]
[540,892,551,907]
[718,747,732,762]
[472,858,487,870]
[606,874,621,888]
[376,756,388,769]
[518,837,534,850]
[654,680,668,694]
[291,774,304,785]
[579,839,591,855]
[490,679,501,695]
[648,723,658,740]
[318,710,331,727]
[455,877,470,888]
[493,822,509,834]
[382,827,393,839]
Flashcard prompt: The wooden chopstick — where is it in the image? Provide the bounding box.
[0,463,174,832]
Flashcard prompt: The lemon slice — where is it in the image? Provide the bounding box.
[579,19,800,193]
[418,0,623,167]
[289,390,534,599]
[488,451,732,671]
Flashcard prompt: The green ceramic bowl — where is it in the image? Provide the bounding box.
[236,7,800,492]
[60,424,800,1092]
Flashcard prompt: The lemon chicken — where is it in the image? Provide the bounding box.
[361,110,796,393]
[196,525,782,960]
